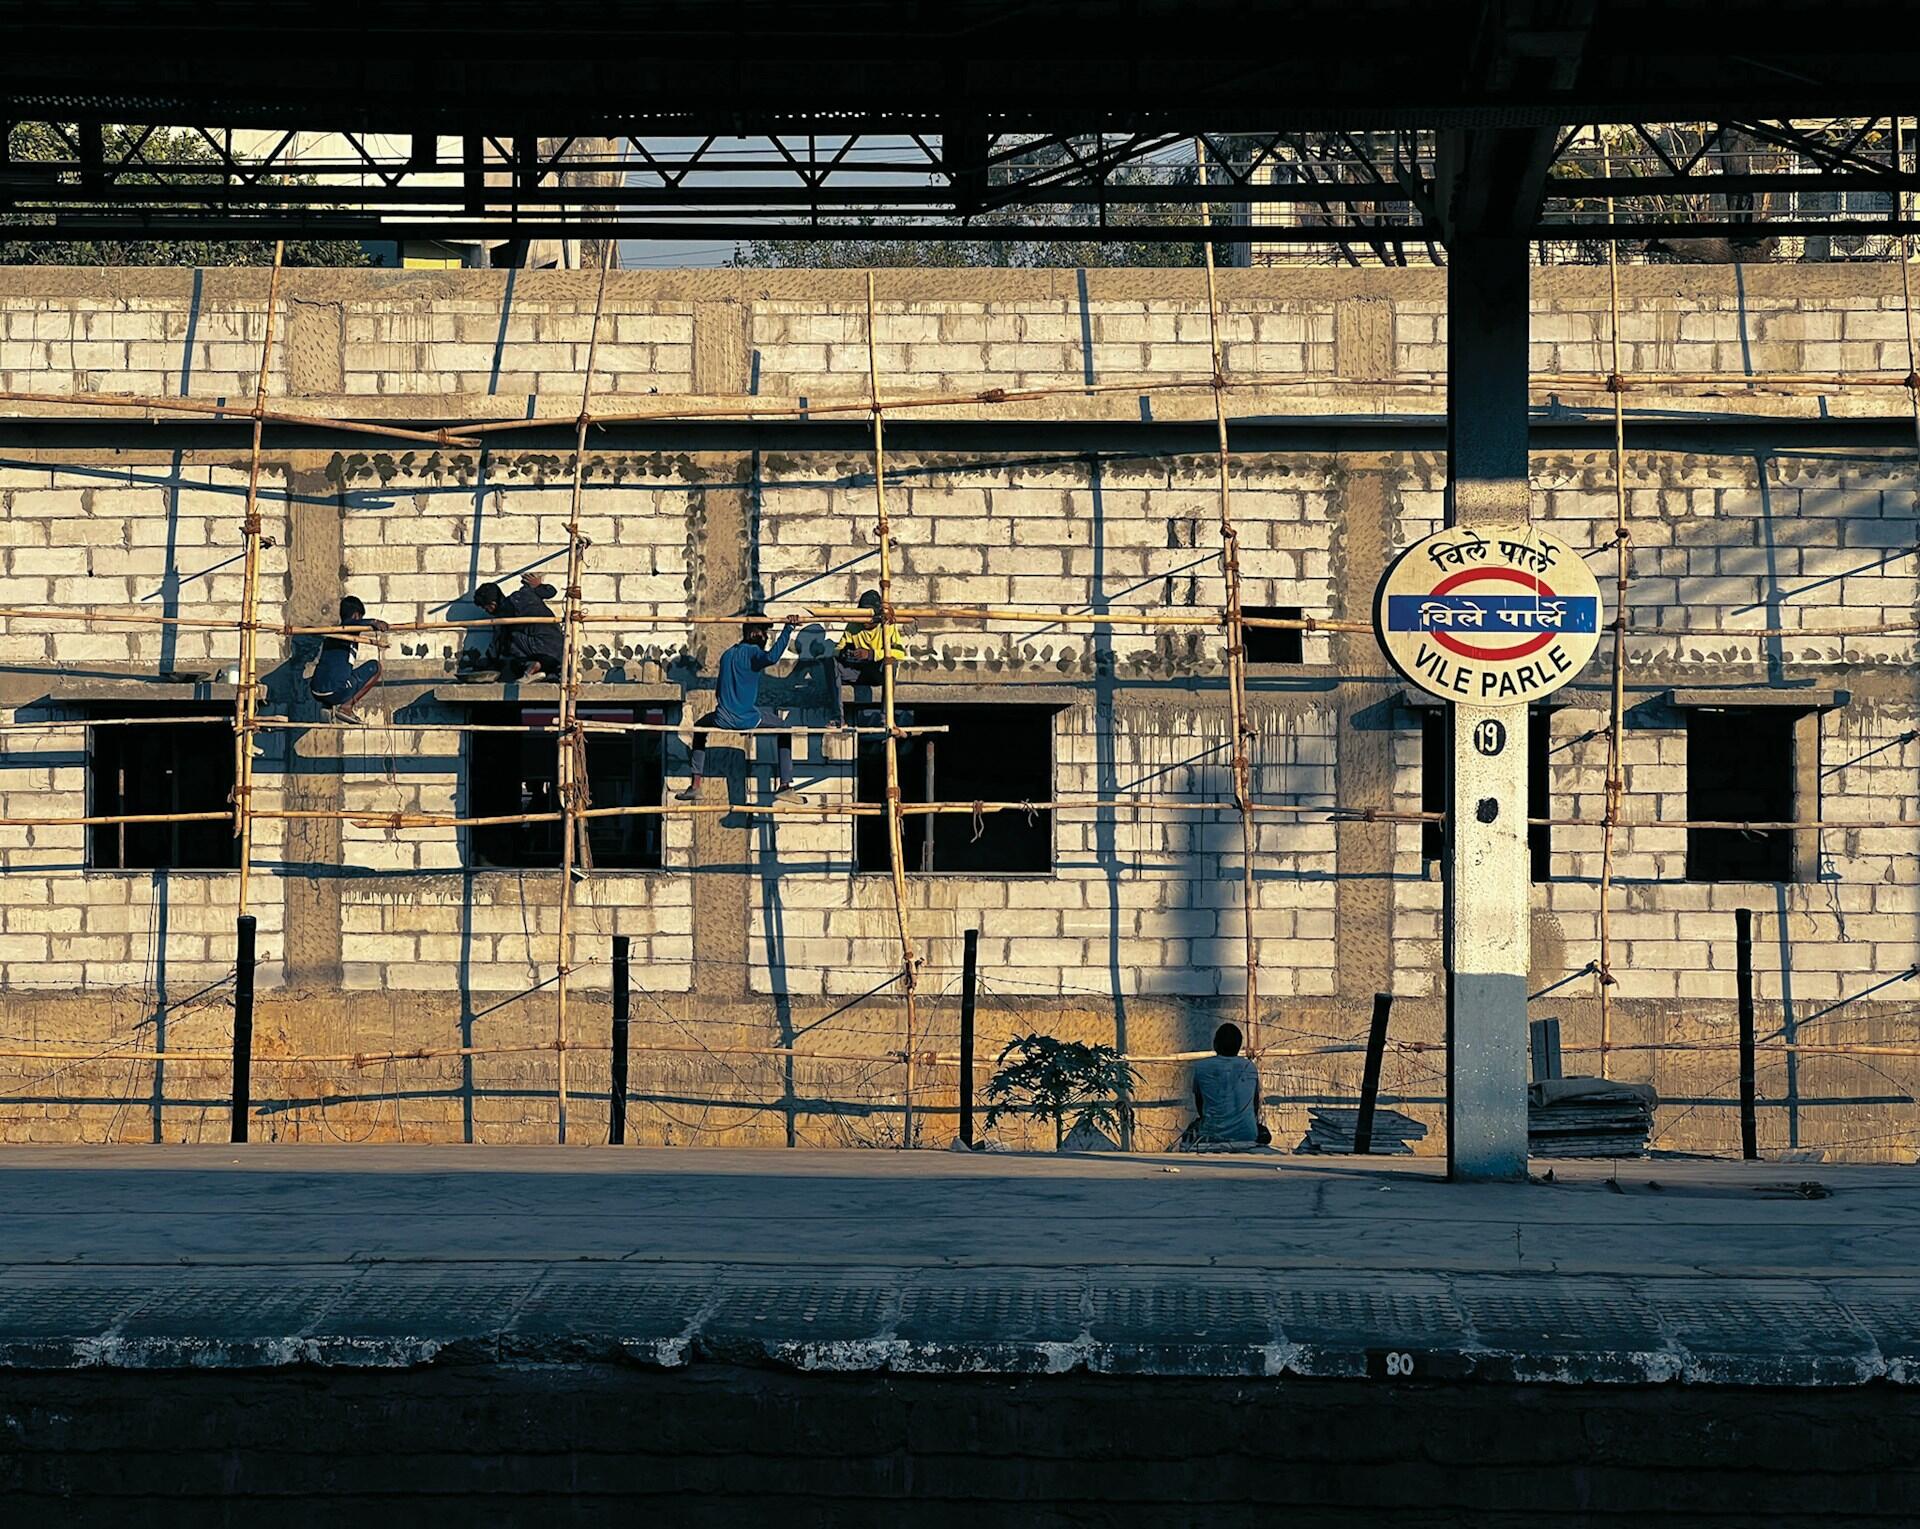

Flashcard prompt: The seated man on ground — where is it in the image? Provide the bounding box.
[309,594,388,724]
[676,615,805,804]
[1182,1022,1272,1149]
[472,573,565,680]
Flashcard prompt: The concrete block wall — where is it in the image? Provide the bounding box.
[741,703,1339,999]
[5,266,1918,405]
[755,451,1338,671]
[0,264,1915,1157]
[0,454,292,994]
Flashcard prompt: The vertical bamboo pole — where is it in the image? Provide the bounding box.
[234,242,285,915]
[1595,128,1630,1078]
[866,271,922,1147]
[1195,141,1260,1052]
[553,243,617,1145]
[1896,119,1920,467]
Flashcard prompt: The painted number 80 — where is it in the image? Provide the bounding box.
[1384,1351,1415,1377]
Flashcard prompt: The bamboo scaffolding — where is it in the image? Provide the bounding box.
[232,242,284,917]
[552,242,617,1144]
[867,271,922,1147]
[10,268,1920,1156]
[1198,141,1260,1052]
[1596,134,1629,1079]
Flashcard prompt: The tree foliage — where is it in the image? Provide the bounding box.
[2,124,370,267]
[983,1033,1138,1150]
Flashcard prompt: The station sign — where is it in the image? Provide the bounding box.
[1373,526,1602,706]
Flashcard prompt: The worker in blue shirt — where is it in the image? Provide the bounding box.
[676,616,803,803]
[309,594,388,723]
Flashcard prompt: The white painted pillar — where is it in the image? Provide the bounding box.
[1444,232,1533,1180]
[1447,703,1530,1179]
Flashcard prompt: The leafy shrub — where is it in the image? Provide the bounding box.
[982,1033,1137,1150]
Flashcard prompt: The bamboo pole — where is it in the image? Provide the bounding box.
[1596,128,1629,1079]
[1197,140,1260,1053]
[16,797,1917,832]
[0,387,479,447]
[1897,115,1920,501]
[14,1034,1920,1068]
[8,599,1919,640]
[552,242,617,1145]
[233,242,284,916]
[867,271,922,1148]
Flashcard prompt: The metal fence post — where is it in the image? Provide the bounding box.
[610,934,630,1145]
[1736,908,1758,1160]
[959,928,979,1146]
[229,914,256,1144]
[1353,991,1392,1155]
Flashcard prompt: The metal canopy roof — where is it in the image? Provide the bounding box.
[3,1,1919,243]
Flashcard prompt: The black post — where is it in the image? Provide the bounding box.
[1352,991,1392,1155]
[959,928,979,1146]
[610,934,631,1146]
[1736,907,1758,1161]
[229,914,256,1144]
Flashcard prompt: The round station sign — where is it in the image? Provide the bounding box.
[1373,526,1602,706]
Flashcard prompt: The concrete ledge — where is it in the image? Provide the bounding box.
[0,1262,1910,1386]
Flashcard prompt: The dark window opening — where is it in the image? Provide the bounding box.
[467,704,664,870]
[1419,707,1553,881]
[1686,708,1796,883]
[1243,605,1304,665]
[89,707,239,870]
[856,704,1054,873]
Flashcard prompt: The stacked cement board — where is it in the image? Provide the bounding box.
[1528,1079,1657,1159]
[1296,1107,1427,1155]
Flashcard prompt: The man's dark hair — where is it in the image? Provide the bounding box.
[857,589,883,618]
[473,582,504,612]
[1213,1022,1243,1057]
[339,595,366,624]
[741,620,771,644]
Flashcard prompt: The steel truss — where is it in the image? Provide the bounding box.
[4,118,1920,245]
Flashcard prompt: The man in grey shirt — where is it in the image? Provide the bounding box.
[1187,1023,1271,1146]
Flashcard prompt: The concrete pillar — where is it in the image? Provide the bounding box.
[1443,234,1531,1181]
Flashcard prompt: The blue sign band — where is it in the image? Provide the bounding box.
[1385,594,1598,634]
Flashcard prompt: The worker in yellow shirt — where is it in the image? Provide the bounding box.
[832,589,908,726]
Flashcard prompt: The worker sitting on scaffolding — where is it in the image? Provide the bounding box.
[309,595,388,725]
[472,573,564,680]
[675,614,805,805]
[829,588,908,727]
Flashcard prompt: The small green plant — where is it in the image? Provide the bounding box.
[982,1033,1138,1150]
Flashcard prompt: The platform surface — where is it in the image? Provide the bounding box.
[2,1147,1916,1385]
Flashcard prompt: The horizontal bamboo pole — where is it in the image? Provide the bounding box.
[0,809,234,829]
[10,797,1909,832]
[0,1040,931,1068]
[0,714,232,734]
[0,388,479,447]
[237,719,951,738]
[9,1036,1920,1069]
[3,601,1917,642]
[5,366,1915,450]
[1537,372,1920,391]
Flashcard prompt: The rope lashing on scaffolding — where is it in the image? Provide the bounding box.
[970,802,987,841]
